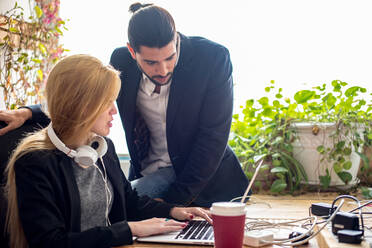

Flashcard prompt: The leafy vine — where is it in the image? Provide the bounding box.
[0,0,67,109]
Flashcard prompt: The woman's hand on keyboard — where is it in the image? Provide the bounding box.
[128,218,187,237]
[170,207,212,224]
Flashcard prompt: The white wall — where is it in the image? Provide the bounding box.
[60,0,372,101]
[120,159,130,178]
[0,0,32,18]
[0,0,17,12]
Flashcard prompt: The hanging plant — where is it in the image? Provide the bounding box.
[0,0,67,109]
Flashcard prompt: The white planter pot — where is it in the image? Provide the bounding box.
[291,122,363,188]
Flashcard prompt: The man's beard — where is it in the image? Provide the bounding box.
[136,63,173,87]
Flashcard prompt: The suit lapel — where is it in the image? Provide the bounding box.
[167,68,190,130]
[167,33,194,130]
[121,68,141,146]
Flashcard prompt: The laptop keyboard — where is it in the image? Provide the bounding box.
[175,220,214,240]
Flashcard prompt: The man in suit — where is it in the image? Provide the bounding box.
[0,3,248,207]
[109,3,248,207]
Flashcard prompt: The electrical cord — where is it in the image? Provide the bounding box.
[250,200,345,246]
[244,216,316,246]
[331,195,364,236]
[276,199,345,246]
[349,199,372,213]
[245,217,315,232]
[239,193,367,246]
[243,194,371,246]
[244,217,317,244]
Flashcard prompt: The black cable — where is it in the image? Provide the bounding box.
[331,195,364,236]
[349,200,372,213]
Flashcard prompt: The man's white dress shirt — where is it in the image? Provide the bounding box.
[136,74,172,176]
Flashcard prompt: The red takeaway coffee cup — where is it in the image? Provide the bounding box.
[211,202,246,248]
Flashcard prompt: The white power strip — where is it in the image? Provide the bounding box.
[243,230,274,247]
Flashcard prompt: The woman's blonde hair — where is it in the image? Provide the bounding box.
[5,54,121,248]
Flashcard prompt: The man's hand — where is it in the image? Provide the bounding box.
[0,108,32,136]
[170,207,212,224]
[128,218,186,237]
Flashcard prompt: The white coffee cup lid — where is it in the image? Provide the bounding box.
[210,202,246,216]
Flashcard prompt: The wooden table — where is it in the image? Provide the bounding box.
[117,193,369,248]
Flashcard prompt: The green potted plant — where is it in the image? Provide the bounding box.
[230,80,372,193]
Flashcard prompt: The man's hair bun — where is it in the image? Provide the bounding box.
[129,2,153,13]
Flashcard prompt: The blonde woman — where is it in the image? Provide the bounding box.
[5,55,211,248]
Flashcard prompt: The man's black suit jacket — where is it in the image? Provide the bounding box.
[110,33,248,206]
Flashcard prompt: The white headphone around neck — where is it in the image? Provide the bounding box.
[47,123,112,226]
[47,123,108,167]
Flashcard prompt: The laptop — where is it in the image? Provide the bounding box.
[137,219,214,245]
[137,160,264,246]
